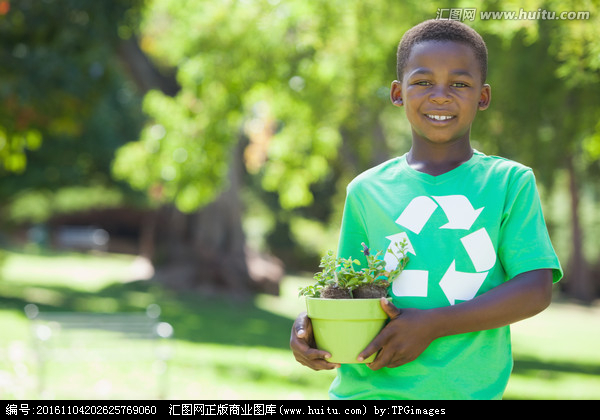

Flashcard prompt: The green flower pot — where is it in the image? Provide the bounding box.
[306,297,389,364]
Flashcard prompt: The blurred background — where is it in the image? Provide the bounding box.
[1,0,599,400]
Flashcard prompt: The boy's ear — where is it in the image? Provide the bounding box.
[390,80,403,107]
[478,84,491,110]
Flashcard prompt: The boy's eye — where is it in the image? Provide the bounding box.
[413,81,469,87]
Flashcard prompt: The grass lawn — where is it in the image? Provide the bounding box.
[0,248,598,400]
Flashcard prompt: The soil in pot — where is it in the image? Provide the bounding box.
[352,284,389,299]
[320,284,352,299]
[319,283,389,299]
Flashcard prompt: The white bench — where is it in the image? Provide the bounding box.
[25,303,173,399]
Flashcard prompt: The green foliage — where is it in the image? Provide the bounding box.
[297,250,338,298]
[298,241,409,298]
[468,0,600,186]
[6,186,126,225]
[0,0,147,219]
[112,0,429,212]
[0,0,144,175]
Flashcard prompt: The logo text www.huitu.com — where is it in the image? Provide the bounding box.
[436,8,590,21]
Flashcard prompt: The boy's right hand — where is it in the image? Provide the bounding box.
[290,312,341,371]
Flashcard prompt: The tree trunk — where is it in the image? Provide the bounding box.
[187,145,253,296]
[150,144,283,297]
[566,157,593,302]
[153,144,283,297]
[118,37,283,297]
[118,37,180,97]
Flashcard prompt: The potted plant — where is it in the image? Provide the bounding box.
[299,241,409,364]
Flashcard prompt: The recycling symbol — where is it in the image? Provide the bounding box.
[384,195,496,305]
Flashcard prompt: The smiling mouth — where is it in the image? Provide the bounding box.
[426,114,455,121]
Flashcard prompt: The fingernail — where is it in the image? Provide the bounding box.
[297,329,305,337]
[357,356,364,362]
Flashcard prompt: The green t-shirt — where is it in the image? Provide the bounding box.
[330,151,562,400]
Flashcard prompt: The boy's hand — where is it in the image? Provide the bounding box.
[358,298,436,370]
[290,311,341,371]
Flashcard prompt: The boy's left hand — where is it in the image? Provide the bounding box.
[358,298,437,370]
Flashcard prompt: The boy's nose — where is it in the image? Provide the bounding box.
[429,85,452,104]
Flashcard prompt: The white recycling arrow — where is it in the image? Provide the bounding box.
[395,196,438,234]
[432,195,483,230]
[460,228,496,272]
[392,269,429,298]
[439,260,488,305]
[384,232,415,271]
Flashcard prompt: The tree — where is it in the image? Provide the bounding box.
[0,0,149,235]
[0,0,145,175]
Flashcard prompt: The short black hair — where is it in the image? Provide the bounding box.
[397,19,488,84]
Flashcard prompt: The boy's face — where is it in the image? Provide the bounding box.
[391,40,490,146]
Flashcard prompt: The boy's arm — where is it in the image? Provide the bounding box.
[359,268,553,370]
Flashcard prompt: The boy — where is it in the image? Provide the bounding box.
[290,19,562,400]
